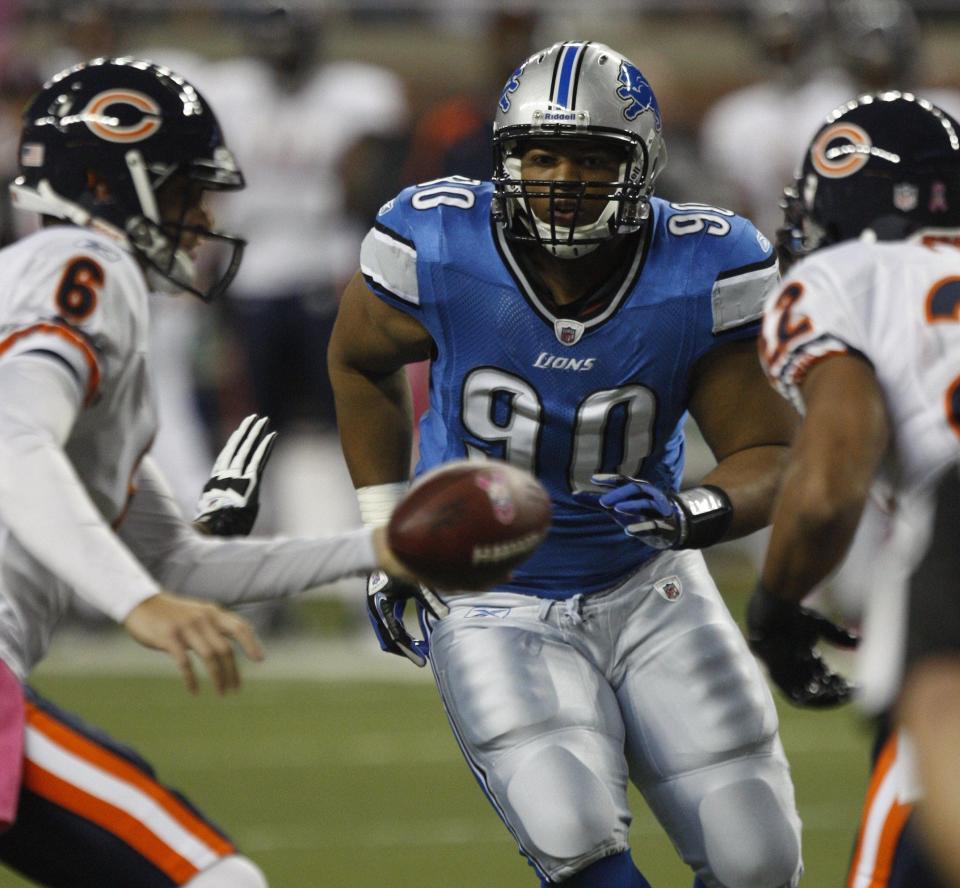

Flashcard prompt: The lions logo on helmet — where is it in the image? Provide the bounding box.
[616,62,662,131]
[498,65,524,114]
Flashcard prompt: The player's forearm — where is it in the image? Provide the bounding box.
[760,446,871,602]
[149,529,380,604]
[330,363,414,487]
[761,356,889,602]
[122,459,383,603]
[700,443,791,540]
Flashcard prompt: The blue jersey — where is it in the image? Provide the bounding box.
[361,179,777,598]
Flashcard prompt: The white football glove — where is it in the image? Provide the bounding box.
[194,414,277,536]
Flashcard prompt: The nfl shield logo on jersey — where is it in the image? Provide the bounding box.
[654,576,683,602]
[555,319,584,346]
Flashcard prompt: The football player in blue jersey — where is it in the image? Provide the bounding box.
[329,42,804,888]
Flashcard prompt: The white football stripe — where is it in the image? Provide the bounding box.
[848,751,903,888]
[25,725,220,869]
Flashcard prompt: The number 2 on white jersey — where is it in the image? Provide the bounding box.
[925,275,960,438]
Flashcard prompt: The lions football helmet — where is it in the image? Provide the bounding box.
[11,57,245,301]
[777,91,960,270]
[492,41,667,259]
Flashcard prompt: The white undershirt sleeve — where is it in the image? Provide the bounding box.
[0,354,161,622]
[120,458,378,604]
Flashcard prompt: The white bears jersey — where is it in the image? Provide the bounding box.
[0,227,382,681]
[760,235,960,709]
[761,236,960,497]
[0,227,158,519]
[0,226,159,676]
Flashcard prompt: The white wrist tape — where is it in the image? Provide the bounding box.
[356,482,409,528]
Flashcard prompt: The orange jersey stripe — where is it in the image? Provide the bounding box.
[0,322,101,406]
[847,732,912,888]
[23,760,199,883]
[25,703,234,858]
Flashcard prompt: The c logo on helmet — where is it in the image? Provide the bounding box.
[810,123,872,179]
[81,90,162,143]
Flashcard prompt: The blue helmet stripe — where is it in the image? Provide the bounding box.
[554,42,583,109]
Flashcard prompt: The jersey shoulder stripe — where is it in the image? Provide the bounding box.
[360,222,420,307]
[0,321,101,404]
[712,252,777,333]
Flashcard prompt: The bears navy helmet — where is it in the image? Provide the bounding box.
[491,41,667,259]
[11,57,246,301]
[777,91,960,270]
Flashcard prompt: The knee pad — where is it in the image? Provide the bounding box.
[506,745,621,861]
[699,779,801,888]
[185,855,269,888]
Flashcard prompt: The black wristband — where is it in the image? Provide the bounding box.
[673,484,733,549]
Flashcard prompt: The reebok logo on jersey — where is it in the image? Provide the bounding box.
[466,606,512,619]
[533,352,596,371]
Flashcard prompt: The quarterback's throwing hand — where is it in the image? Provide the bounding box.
[746,584,859,708]
[194,414,277,536]
[575,475,732,550]
[366,571,449,668]
[123,592,264,695]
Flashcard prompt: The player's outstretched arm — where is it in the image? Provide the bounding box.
[749,354,889,707]
[123,592,264,695]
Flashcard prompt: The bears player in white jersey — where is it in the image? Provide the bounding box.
[329,41,805,888]
[0,58,425,888]
[748,92,960,887]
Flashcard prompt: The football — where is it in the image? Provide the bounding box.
[387,459,552,591]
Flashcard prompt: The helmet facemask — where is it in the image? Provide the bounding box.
[124,146,245,302]
[493,132,654,259]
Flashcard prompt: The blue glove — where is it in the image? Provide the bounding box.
[366,571,449,668]
[574,474,732,550]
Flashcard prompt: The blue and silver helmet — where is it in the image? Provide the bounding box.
[492,41,667,258]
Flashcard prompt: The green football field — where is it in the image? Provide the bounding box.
[0,650,872,887]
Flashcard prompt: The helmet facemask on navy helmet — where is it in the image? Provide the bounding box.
[11,57,246,302]
[491,42,667,260]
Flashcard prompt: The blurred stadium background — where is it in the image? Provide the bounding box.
[1,0,957,885]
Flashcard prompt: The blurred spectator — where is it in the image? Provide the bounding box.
[699,0,842,239]
[43,0,125,75]
[830,0,960,119]
[0,55,41,247]
[200,5,408,542]
[402,10,539,185]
